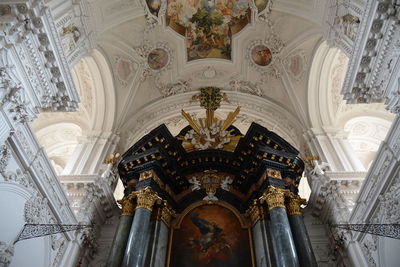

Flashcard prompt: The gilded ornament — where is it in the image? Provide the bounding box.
[286,192,307,216]
[302,155,319,168]
[261,186,288,210]
[159,201,176,227]
[179,87,242,152]
[246,200,268,226]
[118,192,137,216]
[188,171,233,201]
[135,187,161,211]
[104,153,121,166]
[266,169,282,179]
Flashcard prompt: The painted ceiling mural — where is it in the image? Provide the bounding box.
[166,0,251,61]
[143,0,273,61]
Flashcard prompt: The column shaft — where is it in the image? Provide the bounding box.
[147,220,169,267]
[287,193,318,267]
[122,208,152,267]
[106,216,134,267]
[269,207,300,267]
[122,187,161,267]
[263,187,299,267]
[253,219,275,267]
[288,215,318,267]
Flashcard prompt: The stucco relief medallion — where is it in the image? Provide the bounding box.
[251,45,272,66]
[114,57,138,86]
[148,48,169,70]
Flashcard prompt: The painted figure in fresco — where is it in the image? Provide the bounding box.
[167,0,250,60]
[189,212,232,263]
[170,205,252,267]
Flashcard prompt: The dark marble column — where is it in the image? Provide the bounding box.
[247,201,275,267]
[122,187,160,267]
[287,193,318,267]
[146,201,174,267]
[106,193,136,267]
[262,186,299,267]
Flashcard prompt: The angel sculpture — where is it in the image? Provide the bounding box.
[220,176,233,191]
[188,176,201,191]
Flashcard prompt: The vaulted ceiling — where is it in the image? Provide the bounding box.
[33,0,393,172]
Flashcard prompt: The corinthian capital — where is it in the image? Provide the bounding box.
[261,186,288,210]
[117,192,137,217]
[286,192,307,216]
[135,187,161,211]
[246,199,268,226]
[157,200,175,227]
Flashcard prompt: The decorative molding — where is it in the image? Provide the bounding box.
[229,80,263,96]
[113,56,139,87]
[324,0,363,56]
[341,0,400,114]
[0,241,14,267]
[3,168,35,191]
[0,145,10,174]
[158,79,192,97]
[283,49,307,82]
[24,193,51,224]
[133,42,173,82]
[246,39,284,78]
[0,2,79,112]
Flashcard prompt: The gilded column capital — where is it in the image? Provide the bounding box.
[261,186,288,210]
[286,192,307,216]
[117,192,137,216]
[246,199,268,226]
[157,200,176,227]
[135,187,161,211]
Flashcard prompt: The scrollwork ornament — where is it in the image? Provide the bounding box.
[135,187,161,211]
[286,192,307,216]
[261,186,287,210]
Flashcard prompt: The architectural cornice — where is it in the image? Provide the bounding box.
[0,1,79,112]
[341,0,400,114]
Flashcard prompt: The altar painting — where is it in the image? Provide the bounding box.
[167,0,251,61]
[169,204,252,267]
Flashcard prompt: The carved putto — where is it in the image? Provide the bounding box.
[188,171,234,201]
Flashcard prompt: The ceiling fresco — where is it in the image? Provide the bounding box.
[165,0,251,60]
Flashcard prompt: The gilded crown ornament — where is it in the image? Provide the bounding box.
[179,87,242,152]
